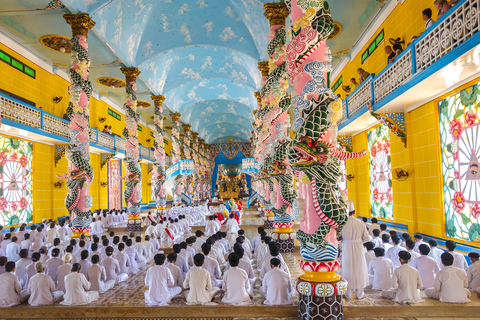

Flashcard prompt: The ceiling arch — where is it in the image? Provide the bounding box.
[191,112,253,133]
[181,100,255,124]
[164,79,256,113]
[199,122,252,139]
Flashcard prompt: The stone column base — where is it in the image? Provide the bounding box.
[297,278,347,320]
[271,232,295,252]
[263,220,274,229]
[126,218,142,232]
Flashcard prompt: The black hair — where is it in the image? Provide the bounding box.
[92,254,100,264]
[52,248,60,257]
[167,253,177,262]
[364,242,374,251]
[201,243,211,255]
[371,218,378,224]
[71,263,81,272]
[446,240,456,251]
[381,234,391,243]
[405,239,415,250]
[380,224,387,231]
[392,235,400,245]
[194,253,205,266]
[423,8,432,18]
[5,261,15,272]
[429,239,438,247]
[441,252,454,266]
[172,244,181,254]
[373,229,380,237]
[374,247,385,257]
[106,246,114,256]
[81,250,89,260]
[19,249,28,258]
[419,244,430,255]
[270,258,281,267]
[228,253,240,267]
[154,254,166,265]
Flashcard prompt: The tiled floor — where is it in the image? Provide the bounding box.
[10,209,480,317]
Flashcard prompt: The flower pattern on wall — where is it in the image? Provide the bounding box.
[440,83,480,242]
[368,126,393,219]
[0,137,33,226]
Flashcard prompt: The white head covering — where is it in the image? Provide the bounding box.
[348,200,355,213]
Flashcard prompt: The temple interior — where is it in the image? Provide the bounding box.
[1,0,480,319]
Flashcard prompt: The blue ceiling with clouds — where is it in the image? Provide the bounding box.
[0,0,383,143]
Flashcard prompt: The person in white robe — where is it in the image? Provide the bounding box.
[166,253,184,288]
[380,234,393,253]
[172,244,189,275]
[369,218,381,238]
[364,242,376,271]
[425,252,471,303]
[145,223,157,241]
[192,231,207,253]
[46,223,59,247]
[78,250,92,277]
[183,253,220,304]
[445,240,468,273]
[25,252,41,289]
[413,234,427,254]
[341,201,370,299]
[6,237,21,262]
[225,246,255,294]
[115,243,135,275]
[27,261,63,306]
[411,244,440,289]
[45,248,64,283]
[405,239,421,263]
[205,216,216,236]
[0,262,29,307]
[386,236,404,269]
[125,239,145,270]
[467,252,480,291]
[201,243,222,287]
[144,254,182,306]
[179,242,194,268]
[15,249,30,288]
[87,255,115,294]
[369,247,394,290]
[57,253,73,293]
[252,227,265,254]
[371,229,382,248]
[259,244,289,282]
[101,247,128,284]
[20,234,32,252]
[428,239,444,267]
[60,263,99,305]
[222,253,251,305]
[260,258,293,305]
[143,235,155,260]
[225,214,240,246]
[382,251,424,303]
[256,237,273,271]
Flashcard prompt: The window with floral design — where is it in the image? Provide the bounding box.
[439,83,480,242]
[0,136,33,225]
[368,125,393,219]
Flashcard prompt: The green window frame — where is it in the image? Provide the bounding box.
[331,76,343,92]
[150,131,154,137]
[0,49,36,79]
[361,29,384,64]
[107,109,121,121]
[137,125,142,132]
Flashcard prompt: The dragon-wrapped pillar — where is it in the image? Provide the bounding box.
[169,112,182,206]
[285,0,367,319]
[182,124,193,204]
[263,2,295,253]
[62,13,95,237]
[121,67,142,232]
[151,95,167,217]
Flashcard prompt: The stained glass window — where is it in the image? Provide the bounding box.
[368,125,393,219]
[439,83,480,242]
[0,136,33,225]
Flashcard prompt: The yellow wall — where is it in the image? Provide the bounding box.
[332,0,438,99]
[345,77,480,248]
[0,42,160,224]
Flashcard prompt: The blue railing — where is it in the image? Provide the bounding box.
[339,0,480,130]
[0,92,155,162]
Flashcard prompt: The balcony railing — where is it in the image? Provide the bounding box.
[0,92,155,162]
[340,0,479,128]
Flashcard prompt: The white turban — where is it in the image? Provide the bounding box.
[348,200,355,213]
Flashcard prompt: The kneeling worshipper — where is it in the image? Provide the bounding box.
[101,247,128,284]
[425,252,471,303]
[411,244,440,289]
[260,258,293,305]
[27,261,64,306]
[0,261,29,307]
[382,251,424,303]
[221,253,251,305]
[183,254,220,305]
[368,247,394,291]
[60,263,99,306]
[144,254,182,306]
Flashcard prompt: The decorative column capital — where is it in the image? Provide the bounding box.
[170,112,181,122]
[182,124,192,132]
[263,3,289,27]
[192,132,199,140]
[257,62,270,77]
[199,138,205,146]
[253,110,257,116]
[121,67,141,82]
[254,91,262,104]
[151,95,166,107]
[63,13,96,36]
[252,122,256,128]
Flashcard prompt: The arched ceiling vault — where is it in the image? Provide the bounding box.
[0,0,385,143]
